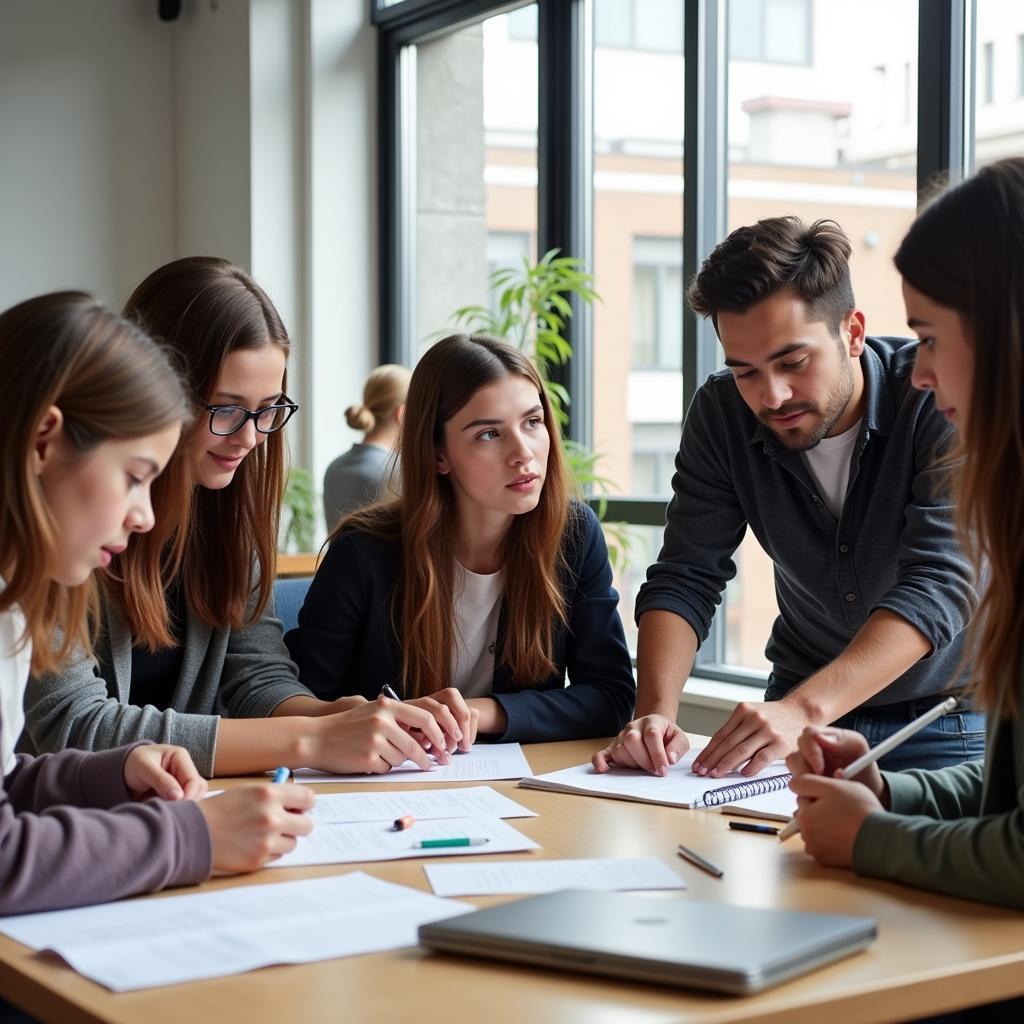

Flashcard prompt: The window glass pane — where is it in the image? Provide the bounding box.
[722,0,918,672]
[593,0,683,643]
[507,5,538,42]
[764,0,812,64]
[635,0,685,53]
[632,263,658,368]
[973,5,1024,167]
[409,8,537,357]
[729,0,763,60]
[608,525,665,655]
[595,0,633,49]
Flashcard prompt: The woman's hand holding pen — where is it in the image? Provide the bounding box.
[785,727,889,868]
[199,783,315,873]
[402,688,479,753]
[303,699,450,773]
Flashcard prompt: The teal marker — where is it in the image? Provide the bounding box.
[414,837,490,849]
[272,766,290,784]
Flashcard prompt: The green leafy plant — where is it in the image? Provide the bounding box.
[448,249,631,568]
[280,466,318,553]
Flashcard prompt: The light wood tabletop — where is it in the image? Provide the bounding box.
[1,738,1022,1024]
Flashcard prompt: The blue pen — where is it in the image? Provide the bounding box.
[272,766,290,784]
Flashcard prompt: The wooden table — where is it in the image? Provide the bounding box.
[2,739,1023,1024]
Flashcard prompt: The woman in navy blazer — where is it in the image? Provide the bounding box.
[286,334,635,751]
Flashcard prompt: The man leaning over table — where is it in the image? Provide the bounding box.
[593,216,981,779]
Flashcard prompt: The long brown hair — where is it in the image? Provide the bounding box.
[895,157,1024,716]
[0,293,189,674]
[110,257,291,647]
[335,334,574,697]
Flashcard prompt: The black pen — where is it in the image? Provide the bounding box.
[676,843,724,878]
[728,821,779,836]
[380,683,401,701]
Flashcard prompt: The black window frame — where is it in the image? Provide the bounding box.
[373,0,975,684]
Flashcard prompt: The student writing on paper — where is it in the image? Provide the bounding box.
[0,293,312,916]
[594,217,979,779]
[22,258,448,778]
[286,333,636,746]
[787,159,1024,924]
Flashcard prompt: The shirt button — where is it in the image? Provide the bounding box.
[845,591,857,603]
[839,544,849,553]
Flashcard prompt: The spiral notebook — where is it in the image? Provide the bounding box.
[519,746,794,815]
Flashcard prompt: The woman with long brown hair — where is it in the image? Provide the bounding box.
[22,258,447,777]
[286,333,635,748]
[0,291,312,917]
[785,158,1024,923]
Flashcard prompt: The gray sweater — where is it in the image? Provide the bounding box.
[854,655,1024,908]
[0,735,210,915]
[322,443,393,529]
[21,593,315,778]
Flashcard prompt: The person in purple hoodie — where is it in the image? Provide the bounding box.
[0,292,314,923]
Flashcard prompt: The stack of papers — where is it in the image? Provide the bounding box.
[293,743,532,784]
[268,815,539,869]
[0,873,467,991]
[424,858,686,897]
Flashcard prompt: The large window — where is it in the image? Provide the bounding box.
[401,7,538,358]
[377,0,977,687]
[973,3,1024,167]
[729,0,812,65]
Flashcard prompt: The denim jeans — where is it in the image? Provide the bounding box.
[830,699,986,772]
[765,681,986,772]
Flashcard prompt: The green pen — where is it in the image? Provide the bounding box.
[414,837,490,849]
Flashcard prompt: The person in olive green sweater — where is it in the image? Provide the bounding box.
[786,157,1024,919]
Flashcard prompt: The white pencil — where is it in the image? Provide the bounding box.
[778,696,958,842]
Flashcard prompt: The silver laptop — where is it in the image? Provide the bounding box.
[419,890,876,995]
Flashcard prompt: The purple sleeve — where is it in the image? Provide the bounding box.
[0,748,212,915]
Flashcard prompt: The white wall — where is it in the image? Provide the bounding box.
[0,0,177,309]
[0,0,378,520]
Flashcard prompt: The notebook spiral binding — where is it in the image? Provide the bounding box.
[700,772,793,807]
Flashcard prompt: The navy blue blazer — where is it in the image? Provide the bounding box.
[285,502,636,743]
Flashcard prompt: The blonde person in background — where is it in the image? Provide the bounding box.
[323,364,411,529]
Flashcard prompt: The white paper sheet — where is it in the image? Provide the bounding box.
[307,786,536,824]
[519,746,790,809]
[424,857,686,897]
[0,873,468,992]
[293,742,532,784]
[268,815,539,868]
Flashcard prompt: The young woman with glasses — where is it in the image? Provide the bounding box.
[21,257,448,778]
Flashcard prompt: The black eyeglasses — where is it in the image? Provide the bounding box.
[204,396,299,436]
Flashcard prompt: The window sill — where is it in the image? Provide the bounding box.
[678,676,767,713]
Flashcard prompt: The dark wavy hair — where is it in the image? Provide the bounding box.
[688,216,855,337]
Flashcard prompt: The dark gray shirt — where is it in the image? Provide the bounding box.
[322,443,393,529]
[635,337,976,706]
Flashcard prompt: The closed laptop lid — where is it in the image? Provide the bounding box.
[419,890,876,995]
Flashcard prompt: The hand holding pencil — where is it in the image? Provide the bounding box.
[779,697,956,861]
